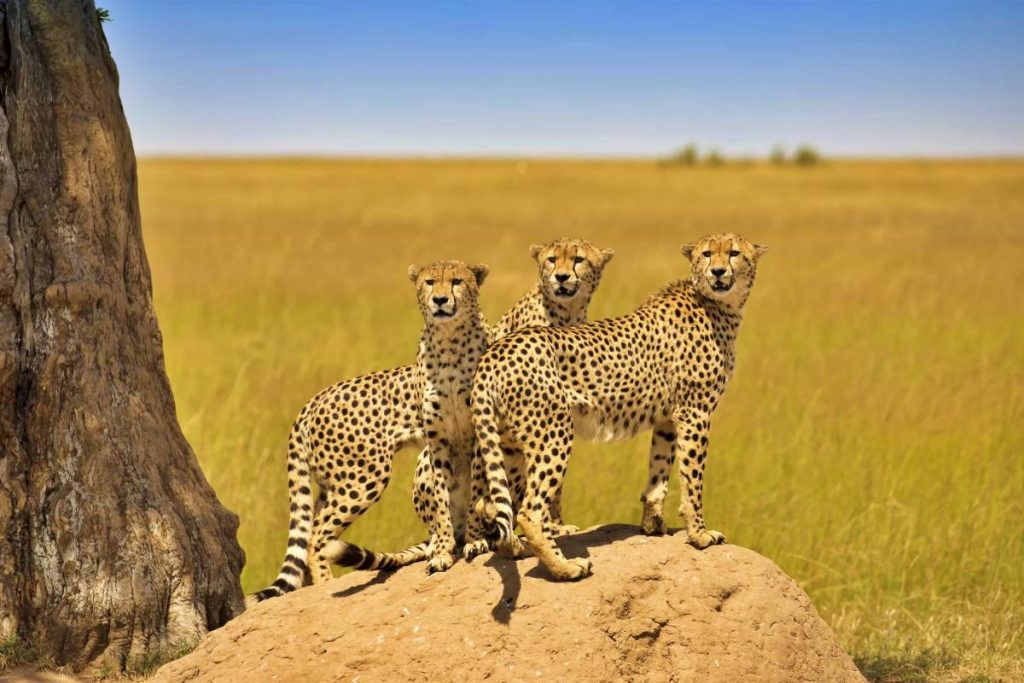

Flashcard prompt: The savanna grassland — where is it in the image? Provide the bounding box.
[139,158,1023,682]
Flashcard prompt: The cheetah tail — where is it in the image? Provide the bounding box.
[336,539,430,571]
[473,391,515,547]
[247,431,314,606]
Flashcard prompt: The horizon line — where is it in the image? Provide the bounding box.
[134,152,1024,163]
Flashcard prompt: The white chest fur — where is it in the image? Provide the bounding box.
[430,375,474,447]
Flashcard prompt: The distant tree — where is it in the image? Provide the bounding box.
[664,143,699,166]
[794,145,822,166]
[705,149,725,166]
[770,145,788,165]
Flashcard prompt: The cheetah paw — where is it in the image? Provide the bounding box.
[688,529,726,549]
[559,557,592,581]
[551,524,580,537]
[641,515,668,536]
[427,551,455,574]
[462,540,490,561]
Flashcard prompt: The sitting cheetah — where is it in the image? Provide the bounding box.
[398,260,492,576]
[250,240,613,603]
[331,239,614,571]
[467,233,766,580]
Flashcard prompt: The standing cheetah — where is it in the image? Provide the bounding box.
[249,240,613,603]
[467,233,766,580]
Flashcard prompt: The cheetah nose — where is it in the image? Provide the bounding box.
[711,268,727,277]
[555,273,570,283]
[432,296,449,305]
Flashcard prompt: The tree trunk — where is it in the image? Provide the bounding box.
[0,0,244,672]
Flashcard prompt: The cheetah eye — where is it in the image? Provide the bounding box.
[729,250,740,257]
[547,256,556,264]
[451,278,463,286]
[573,256,585,264]
[701,250,712,258]
[424,279,434,286]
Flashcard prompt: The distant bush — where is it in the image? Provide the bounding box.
[664,144,699,166]
[793,145,821,166]
[704,150,725,166]
[770,145,787,165]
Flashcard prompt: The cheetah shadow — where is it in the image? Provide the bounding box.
[330,567,397,599]
[478,523,647,623]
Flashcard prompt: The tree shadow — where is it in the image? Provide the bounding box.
[330,569,396,599]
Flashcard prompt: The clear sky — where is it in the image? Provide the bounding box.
[101,1,1024,158]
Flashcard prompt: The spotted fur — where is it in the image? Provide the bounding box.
[466,233,766,580]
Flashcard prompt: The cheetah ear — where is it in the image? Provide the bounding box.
[598,248,615,266]
[470,264,489,286]
[529,244,544,260]
[753,244,768,258]
[408,265,421,283]
[680,244,696,261]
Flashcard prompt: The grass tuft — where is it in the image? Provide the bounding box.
[0,633,39,672]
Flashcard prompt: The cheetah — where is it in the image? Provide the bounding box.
[249,240,613,603]
[466,233,766,580]
[248,259,489,605]
[328,239,614,572]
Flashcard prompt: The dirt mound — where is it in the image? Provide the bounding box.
[152,525,864,682]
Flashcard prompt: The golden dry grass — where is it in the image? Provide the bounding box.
[139,158,1024,682]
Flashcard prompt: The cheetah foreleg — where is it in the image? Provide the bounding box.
[674,407,726,548]
[424,443,458,573]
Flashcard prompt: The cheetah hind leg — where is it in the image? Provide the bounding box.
[514,425,589,580]
[310,489,376,583]
[640,425,675,536]
[308,495,352,585]
[303,489,328,585]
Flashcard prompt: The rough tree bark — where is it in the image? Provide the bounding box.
[0,0,244,671]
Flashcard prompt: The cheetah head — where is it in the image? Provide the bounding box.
[408,260,489,324]
[682,233,767,306]
[529,238,615,305]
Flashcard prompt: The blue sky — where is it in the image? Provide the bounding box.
[102,1,1024,157]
